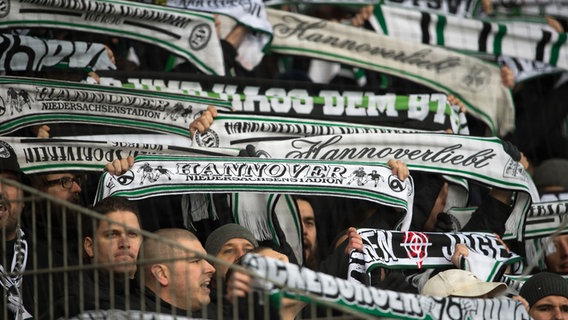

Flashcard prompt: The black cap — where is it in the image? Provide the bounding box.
[0,140,22,177]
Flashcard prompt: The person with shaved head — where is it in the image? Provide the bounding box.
[141,228,216,317]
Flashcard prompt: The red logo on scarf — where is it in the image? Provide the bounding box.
[401,231,431,268]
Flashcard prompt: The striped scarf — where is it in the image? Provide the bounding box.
[371,4,568,69]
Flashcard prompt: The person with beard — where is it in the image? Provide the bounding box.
[25,171,86,265]
[51,196,144,318]
[294,195,321,270]
[0,140,60,319]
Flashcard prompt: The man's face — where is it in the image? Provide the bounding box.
[529,295,568,320]
[216,238,255,278]
[546,235,568,273]
[84,210,142,277]
[298,199,317,262]
[42,173,82,204]
[170,238,215,311]
[0,173,24,240]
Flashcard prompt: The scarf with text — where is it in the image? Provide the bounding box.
[0,136,239,174]
[347,229,522,283]
[96,71,469,133]
[0,228,32,320]
[372,4,568,70]
[95,155,414,212]
[251,132,537,240]
[0,0,224,75]
[241,253,530,320]
[95,154,415,230]
[266,8,514,136]
[444,199,568,240]
[0,33,116,72]
[523,199,568,272]
[195,113,431,148]
[148,0,272,70]
[0,76,231,137]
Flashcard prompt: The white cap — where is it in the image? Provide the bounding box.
[421,269,507,298]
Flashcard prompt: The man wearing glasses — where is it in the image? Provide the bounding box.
[23,171,87,266]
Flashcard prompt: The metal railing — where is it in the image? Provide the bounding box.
[1,177,371,320]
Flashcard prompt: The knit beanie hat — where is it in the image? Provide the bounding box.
[519,272,568,307]
[205,223,259,256]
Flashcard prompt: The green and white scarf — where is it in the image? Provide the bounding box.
[0,0,224,75]
[95,155,414,215]
[1,136,239,174]
[97,72,468,133]
[0,76,231,137]
[266,8,514,136]
[252,132,538,240]
[0,33,116,72]
[242,253,530,320]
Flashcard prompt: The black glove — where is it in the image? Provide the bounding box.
[375,270,417,293]
[433,212,455,232]
[238,144,258,157]
[502,140,521,161]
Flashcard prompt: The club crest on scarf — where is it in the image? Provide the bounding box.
[402,231,431,268]
[189,23,212,51]
[460,65,491,92]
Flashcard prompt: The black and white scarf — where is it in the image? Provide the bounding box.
[1,0,224,75]
[372,3,568,69]
[0,33,116,72]
[97,72,469,134]
[0,228,32,320]
[347,229,522,283]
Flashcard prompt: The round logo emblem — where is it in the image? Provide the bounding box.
[189,23,211,51]
[116,170,135,186]
[195,130,219,147]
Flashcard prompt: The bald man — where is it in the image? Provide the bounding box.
[141,228,216,316]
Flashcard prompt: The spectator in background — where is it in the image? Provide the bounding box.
[141,228,216,317]
[519,272,568,320]
[544,235,568,274]
[52,196,143,318]
[25,171,86,265]
[0,141,55,320]
[205,223,258,282]
[294,195,320,270]
[204,223,258,317]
